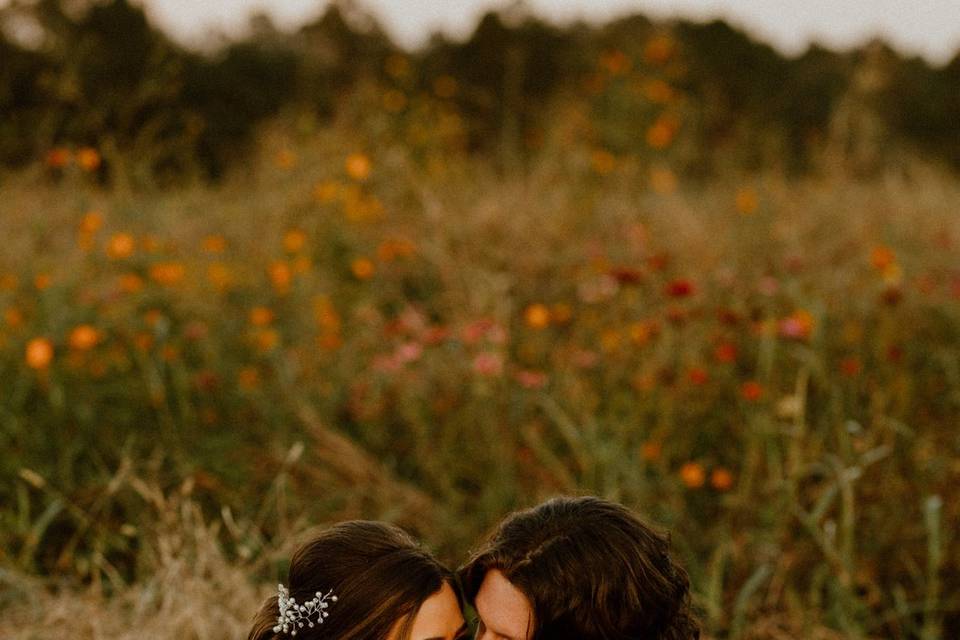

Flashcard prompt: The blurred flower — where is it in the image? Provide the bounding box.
[118,273,144,294]
[395,341,423,364]
[350,257,375,280]
[599,49,630,75]
[713,342,738,363]
[514,369,548,389]
[571,348,599,369]
[202,235,227,254]
[76,147,101,172]
[252,328,279,353]
[641,441,662,462]
[345,153,372,181]
[840,356,862,378]
[591,149,617,175]
[149,262,185,286]
[3,307,24,328]
[644,33,675,65]
[68,325,100,351]
[649,166,677,193]
[735,187,759,215]
[26,337,54,369]
[523,303,551,329]
[377,238,416,262]
[680,462,706,488]
[642,78,674,103]
[283,229,308,253]
[238,366,260,390]
[269,261,293,292]
[79,211,104,234]
[34,274,52,290]
[609,266,643,285]
[665,278,694,298]
[472,352,504,377]
[106,233,136,260]
[741,380,764,402]
[249,307,274,327]
[870,245,896,270]
[550,303,573,324]
[0,274,18,290]
[578,274,619,303]
[776,395,802,419]
[45,147,72,168]
[313,180,340,203]
[687,367,709,385]
[710,467,734,491]
[629,320,658,346]
[275,149,297,169]
[207,263,233,291]
[757,276,779,296]
[646,114,680,149]
[778,310,814,341]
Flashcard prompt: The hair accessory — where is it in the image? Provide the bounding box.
[273,583,338,636]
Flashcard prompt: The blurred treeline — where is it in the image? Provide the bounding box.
[2,0,959,182]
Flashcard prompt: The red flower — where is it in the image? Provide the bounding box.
[665,279,694,298]
[714,342,738,363]
[687,367,709,385]
[740,380,764,402]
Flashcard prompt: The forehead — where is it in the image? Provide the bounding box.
[406,582,464,640]
[474,569,534,640]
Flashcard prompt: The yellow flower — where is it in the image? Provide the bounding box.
[345,153,372,181]
[149,262,186,286]
[680,462,706,489]
[76,147,101,171]
[107,233,136,260]
[523,304,551,329]
[350,257,375,280]
[69,325,101,351]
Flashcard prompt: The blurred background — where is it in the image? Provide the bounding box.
[1,1,958,638]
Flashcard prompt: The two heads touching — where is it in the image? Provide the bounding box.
[249,496,700,640]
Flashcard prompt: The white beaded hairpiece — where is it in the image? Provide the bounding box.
[273,583,338,636]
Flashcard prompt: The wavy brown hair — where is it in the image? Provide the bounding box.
[459,496,700,640]
[249,520,459,640]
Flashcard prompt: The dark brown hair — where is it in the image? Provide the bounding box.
[249,520,459,640]
[459,496,700,640]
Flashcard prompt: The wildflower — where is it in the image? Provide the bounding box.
[238,366,260,390]
[472,352,504,376]
[34,274,52,290]
[523,304,551,329]
[69,325,100,351]
[76,147,101,171]
[118,273,144,294]
[680,462,706,488]
[646,114,679,149]
[870,245,896,270]
[687,367,709,385]
[778,310,814,341]
[268,261,293,292]
[350,257,375,280]
[735,187,759,215]
[644,34,675,65]
[79,211,104,234]
[665,279,694,298]
[711,467,734,491]
[249,307,274,327]
[26,337,54,369]
[740,380,764,402]
[106,233,136,260]
[550,303,573,324]
[283,229,308,253]
[313,180,340,203]
[714,342,737,363]
[599,49,630,75]
[45,147,72,168]
[643,79,674,103]
[514,369,548,389]
[149,262,185,286]
[345,153,372,181]
[202,235,227,254]
[591,149,616,175]
[640,441,662,462]
[840,356,862,377]
[4,308,24,328]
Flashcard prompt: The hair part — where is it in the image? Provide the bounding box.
[460,496,700,640]
[249,520,459,640]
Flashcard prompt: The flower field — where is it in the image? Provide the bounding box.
[2,100,960,638]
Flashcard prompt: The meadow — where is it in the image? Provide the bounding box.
[2,84,960,638]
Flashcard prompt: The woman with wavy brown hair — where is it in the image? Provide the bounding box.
[460,496,700,640]
[248,520,468,640]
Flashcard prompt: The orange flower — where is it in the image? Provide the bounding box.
[599,49,630,75]
[840,356,862,377]
[345,153,372,181]
[643,79,674,103]
[313,180,340,203]
[149,262,185,286]
[26,337,54,369]
[714,342,738,363]
[3,307,24,328]
[646,114,680,149]
[377,238,416,262]
[0,273,18,290]
[711,467,734,491]
[253,328,279,353]
[283,229,308,253]
[741,380,764,402]
[870,245,896,270]
[202,235,227,254]
[523,304,551,329]
[680,462,706,488]
[687,367,709,385]
[76,147,101,171]
[644,34,675,65]
[118,272,144,294]
[45,147,72,168]
[249,306,274,327]
[591,149,616,175]
[735,187,759,215]
[640,441,662,462]
[79,211,104,234]
[350,257,375,280]
[69,325,100,350]
[268,261,293,292]
[34,274,52,290]
[106,233,136,260]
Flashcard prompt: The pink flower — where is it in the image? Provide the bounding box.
[514,369,548,389]
[394,341,423,364]
[472,352,504,376]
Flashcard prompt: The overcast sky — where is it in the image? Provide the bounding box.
[139,0,960,64]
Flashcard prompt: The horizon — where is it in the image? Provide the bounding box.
[131,0,960,65]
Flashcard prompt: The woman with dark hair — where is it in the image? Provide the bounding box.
[459,496,700,640]
[249,520,468,640]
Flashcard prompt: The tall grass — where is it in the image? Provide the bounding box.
[1,109,959,637]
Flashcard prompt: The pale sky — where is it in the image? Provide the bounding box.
[139,1,960,64]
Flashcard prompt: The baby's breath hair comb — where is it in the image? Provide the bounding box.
[273,584,338,636]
